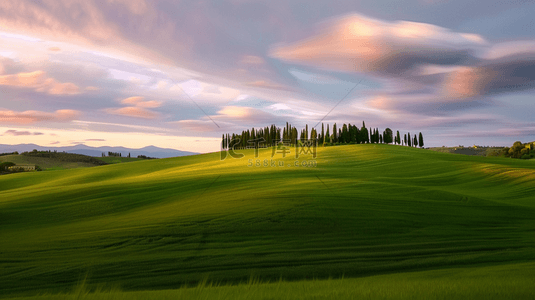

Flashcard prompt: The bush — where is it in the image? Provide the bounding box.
[137,155,157,159]
[0,162,16,171]
[486,150,501,157]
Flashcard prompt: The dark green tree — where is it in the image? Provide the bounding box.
[333,123,337,144]
[321,123,325,145]
[418,132,424,148]
[384,128,393,144]
[341,124,348,143]
[326,124,330,145]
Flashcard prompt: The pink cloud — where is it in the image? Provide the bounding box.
[85,86,100,91]
[0,70,81,95]
[245,80,293,91]
[136,100,161,108]
[0,109,80,124]
[169,106,283,132]
[441,67,498,99]
[120,96,161,108]
[213,105,283,123]
[105,106,159,119]
[0,1,117,44]
[121,96,144,105]
[269,14,486,76]
[106,0,149,15]
[171,120,222,132]
[441,50,535,99]
[0,0,183,66]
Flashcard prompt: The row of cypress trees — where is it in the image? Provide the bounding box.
[221,122,424,149]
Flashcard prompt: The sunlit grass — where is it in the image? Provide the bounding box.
[1,144,534,298]
[7,262,535,300]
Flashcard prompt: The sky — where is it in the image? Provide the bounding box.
[0,0,534,153]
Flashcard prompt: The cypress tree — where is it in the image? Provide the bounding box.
[384,128,393,144]
[321,123,325,145]
[361,125,369,144]
[419,132,424,148]
[333,123,337,144]
[326,124,330,145]
[342,124,348,143]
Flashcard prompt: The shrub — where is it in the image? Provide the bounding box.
[0,162,16,172]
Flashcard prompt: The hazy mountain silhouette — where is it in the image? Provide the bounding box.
[0,144,197,158]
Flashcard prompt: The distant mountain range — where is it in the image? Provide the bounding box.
[0,144,197,158]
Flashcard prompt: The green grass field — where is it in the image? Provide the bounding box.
[96,157,143,164]
[1,144,534,298]
[426,146,504,157]
[6,262,535,300]
[0,155,98,171]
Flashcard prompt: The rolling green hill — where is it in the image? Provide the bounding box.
[0,154,102,171]
[96,156,143,164]
[1,144,534,298]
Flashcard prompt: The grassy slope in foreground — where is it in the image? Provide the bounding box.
[6,262,535,300]
[1,144,534,297]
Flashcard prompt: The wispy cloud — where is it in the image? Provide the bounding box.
[269,13,486,76]
[0,109,80,124]
[105,96,162,119]
[0,70,81,95]
[105,106,159,119]
[3,129,44,136]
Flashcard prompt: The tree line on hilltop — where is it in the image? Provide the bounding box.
[221,121,424,149]
[102,152,157,159]
[494,141,535,159]
[22,150,108,165]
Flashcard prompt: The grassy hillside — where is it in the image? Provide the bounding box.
[0,154,99,171]
[6,262,535,300]
[1,145,534,298]
[427,146,503,156]
[96,157,143,164]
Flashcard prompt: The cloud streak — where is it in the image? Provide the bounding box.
[269,13,486,76]
[0,109,80,124]
[105,106,159,119]
[3,130,44,136]
[0,70,81,95]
